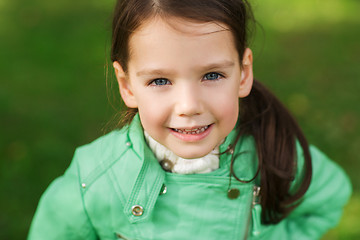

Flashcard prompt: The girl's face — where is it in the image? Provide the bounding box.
[114,17,253,159]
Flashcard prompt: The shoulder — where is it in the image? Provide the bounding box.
[73,128,131,179]
[295,143,351,193]
[33,128,132,217]
[28,156,99,239]
[29,128,134,239]
[293,143,352,215]
[254,144,352,239]
[307,145,352,200]
[76,128,129,162]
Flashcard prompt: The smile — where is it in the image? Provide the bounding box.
[172,125,210,135]
[170,124,213,142]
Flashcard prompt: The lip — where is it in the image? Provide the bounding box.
[169,124,213,142]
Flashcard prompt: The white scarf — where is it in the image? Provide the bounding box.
[144,131,220,174]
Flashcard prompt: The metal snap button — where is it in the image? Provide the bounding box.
[159,184,167,195]
[160,159,173,172]
[227,145,234,154]
[227,188,240,199]
[131,205,144,216]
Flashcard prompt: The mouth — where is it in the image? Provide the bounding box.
[170,124,213,142]
[171,125,211,135]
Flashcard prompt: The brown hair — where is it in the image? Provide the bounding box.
[110,0,312,224]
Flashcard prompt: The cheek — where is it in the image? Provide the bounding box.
[213,94,239,128]
[138,105,155,127]
[222,100,239,124]
[212,89,239,113]
[137,101,167,134]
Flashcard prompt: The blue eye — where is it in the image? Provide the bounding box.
[204,72,223,81]
[150,78,170,86]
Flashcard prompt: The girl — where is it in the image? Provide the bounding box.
[28,0,351,239]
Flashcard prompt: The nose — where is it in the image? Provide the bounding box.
[174,84,204,117]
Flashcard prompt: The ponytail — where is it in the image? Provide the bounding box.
[232,79,312,224]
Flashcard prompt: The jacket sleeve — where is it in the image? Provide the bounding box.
[256,145,352,240]
[27,155,98,240]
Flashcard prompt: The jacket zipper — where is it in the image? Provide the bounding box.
[243,185,261,240]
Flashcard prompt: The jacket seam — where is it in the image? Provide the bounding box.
[108,167,127,205]
[81,149,130,193]
[76,155,99,238]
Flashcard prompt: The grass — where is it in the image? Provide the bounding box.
[0,0,359,239]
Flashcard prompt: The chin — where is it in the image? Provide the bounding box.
[175,149,213,159]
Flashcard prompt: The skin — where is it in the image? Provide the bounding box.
[113,17,253,159]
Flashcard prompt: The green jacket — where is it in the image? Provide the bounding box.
[28,115,351,240]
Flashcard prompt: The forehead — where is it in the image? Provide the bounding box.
[128,16,236,51]
[127,17,238,67]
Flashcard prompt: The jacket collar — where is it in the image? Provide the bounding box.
[123,114,165,223]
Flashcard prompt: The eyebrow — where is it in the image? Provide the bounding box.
[136,68,175,77]
[136,60,235,77]
[201,60,235,71]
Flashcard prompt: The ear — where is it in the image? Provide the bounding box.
[238,48,254,98]
[113,61,138,108]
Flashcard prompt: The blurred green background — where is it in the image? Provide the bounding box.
[0,0,359,239]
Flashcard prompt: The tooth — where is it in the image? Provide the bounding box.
[173,126,210,134]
